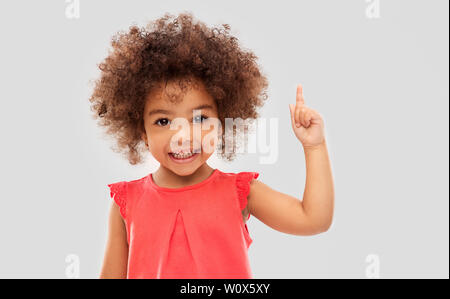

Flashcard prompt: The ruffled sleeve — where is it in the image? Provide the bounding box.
[235,172,259,220]
[107,181,127,220]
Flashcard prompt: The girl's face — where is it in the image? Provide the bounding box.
[141,78,220,176]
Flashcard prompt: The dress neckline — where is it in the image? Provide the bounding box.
[148,168,220,192]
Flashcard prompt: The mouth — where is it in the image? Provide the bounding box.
[168,149,201,163]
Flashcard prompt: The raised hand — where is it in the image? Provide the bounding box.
[288,84,326,149]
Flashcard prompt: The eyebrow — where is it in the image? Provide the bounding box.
[148,104,215,117]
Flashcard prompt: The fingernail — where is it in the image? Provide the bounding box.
[296,123,300,127]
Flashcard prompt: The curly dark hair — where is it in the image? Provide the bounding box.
[89,11,269,165]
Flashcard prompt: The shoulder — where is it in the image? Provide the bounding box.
[217,170,259,183]
[106,174,149,219]
[226,171,260,221]
[235,171,260,199]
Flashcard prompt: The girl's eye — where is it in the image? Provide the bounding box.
[154,118,170,126]
[154,115,209,127]
[193,115,209,123]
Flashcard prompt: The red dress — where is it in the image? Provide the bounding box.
[107,168,259,279]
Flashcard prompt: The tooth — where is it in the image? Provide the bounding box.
[172,151,194,159]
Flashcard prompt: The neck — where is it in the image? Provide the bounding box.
[153,164,215,188]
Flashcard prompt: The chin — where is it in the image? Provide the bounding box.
[166,156,202,174]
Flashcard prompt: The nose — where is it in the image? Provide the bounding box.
[170,122,196,151]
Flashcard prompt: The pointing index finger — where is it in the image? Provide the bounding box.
[296,84,305,106]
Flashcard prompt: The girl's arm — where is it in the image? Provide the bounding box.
[247,84,334,236]
[99,201,128,278]
[247,141,334,236]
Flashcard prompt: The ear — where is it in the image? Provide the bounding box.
[141,132,148,145]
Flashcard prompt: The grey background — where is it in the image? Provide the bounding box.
[0,0,448,278]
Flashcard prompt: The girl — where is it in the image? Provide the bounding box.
[90,12,334,279]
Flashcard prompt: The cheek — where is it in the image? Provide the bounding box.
[200,129,219,156]
[147,133,170,154]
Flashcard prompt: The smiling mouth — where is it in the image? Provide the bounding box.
[169,152,196,158]
[168,152,200,164]
[168,148,201,159]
